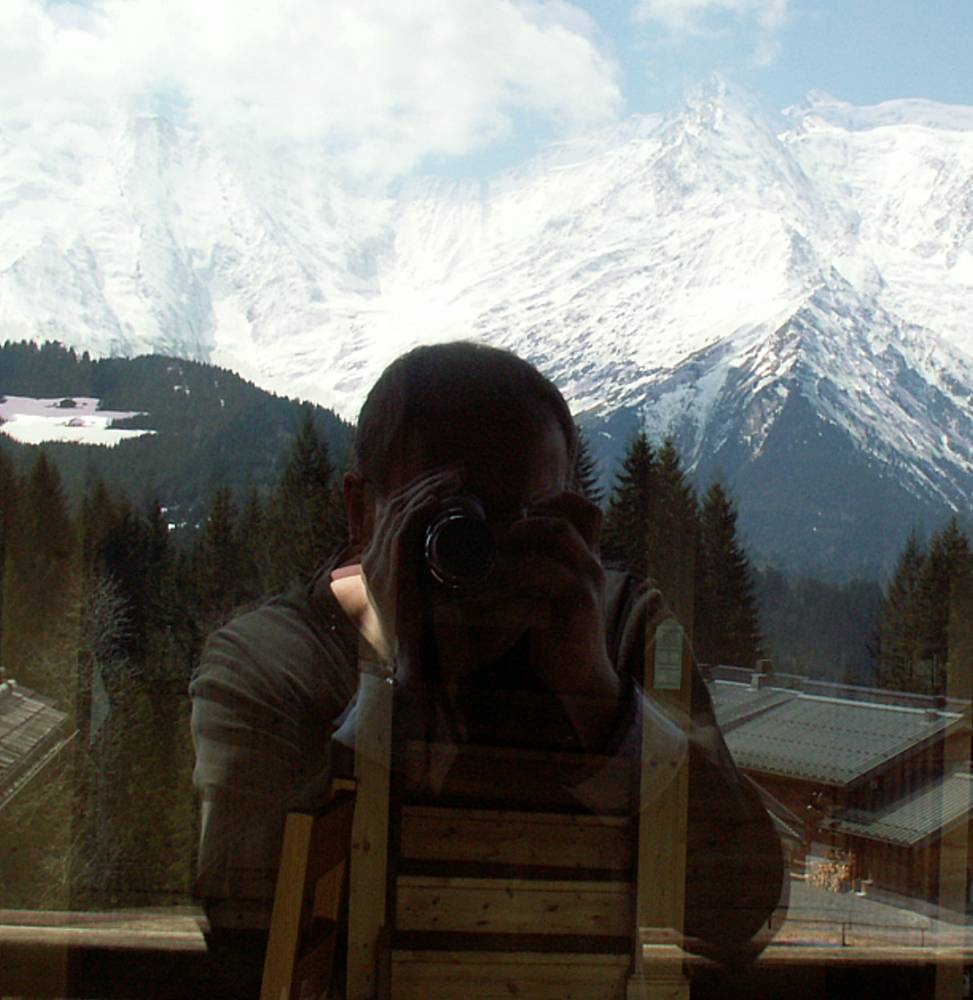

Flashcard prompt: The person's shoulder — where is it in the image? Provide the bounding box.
[206,591,313,649]
[191,570,356,701]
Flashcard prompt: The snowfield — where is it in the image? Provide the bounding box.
[0,396,153,446]
[2,78,973,518]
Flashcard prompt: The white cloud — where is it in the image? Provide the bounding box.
[751,34,782,68]
[1,0,621,181]
[634,0,789,36]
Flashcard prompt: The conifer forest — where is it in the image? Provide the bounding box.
[2,341,969,911]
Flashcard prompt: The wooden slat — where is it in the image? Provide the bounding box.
[346,669,394,1000]
[0,910,208,952]
[261,794,355,1000]
[304,796,355,883]
[400,806,633,871]
[290,923,340,997]
[637,935,973,969]
[0,923,208,952]
[402,742,635,812]
[720,944,973,967]
[396,876,632,937]
[390,949,630,999]
[728,942,973,966]
[634,620,691,934]
[630,615,694,1000]
[261,813,316,1000]
[312,859,347,919]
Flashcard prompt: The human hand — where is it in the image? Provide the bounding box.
[358,467,462,679]
[494,491,621,744]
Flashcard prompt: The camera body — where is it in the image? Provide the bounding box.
[424,496,496,589]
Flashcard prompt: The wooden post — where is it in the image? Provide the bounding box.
[935,574,973,1000]
[346,659,394,1000]
[261,813,317,1000]
[629,525,695,1000]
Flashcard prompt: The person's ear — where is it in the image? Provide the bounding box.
[343,471,372,553]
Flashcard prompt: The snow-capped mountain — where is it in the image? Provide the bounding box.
[3,79,972,573]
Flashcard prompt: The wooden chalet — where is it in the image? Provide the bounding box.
[708,665,973,909]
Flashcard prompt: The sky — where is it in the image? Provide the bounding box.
[3,0,972,185]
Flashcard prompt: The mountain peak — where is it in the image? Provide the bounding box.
[3,83,973,574]
[681,75,776,126]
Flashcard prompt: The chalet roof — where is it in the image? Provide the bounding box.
[0,677,72,810]
[707,667,969,788]
[826,770,973,847]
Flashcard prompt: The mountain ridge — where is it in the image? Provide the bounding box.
[3,79,972,573]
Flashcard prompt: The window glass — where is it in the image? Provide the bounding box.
[2,4,972,998]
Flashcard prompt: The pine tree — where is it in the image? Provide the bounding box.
[269,407,345,587]
[913,519,973,693]
[876,529,924,691]
[73,493,192,910]
[196,485,246,623]
[573,425,603,505]
[138,499,181,683]
[237,485,273,598]
[0,452,78,694]
[647,438,699,622]
[601,431,656,578]
[695,481,762,668]
[80,478,119,573]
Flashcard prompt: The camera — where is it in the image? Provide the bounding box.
[424,496,495,589]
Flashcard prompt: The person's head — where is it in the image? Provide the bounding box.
[342,342,580,669]
[345,341,578,546]
[354,342,575,486]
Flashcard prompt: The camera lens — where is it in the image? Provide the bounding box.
[425,498,495,589]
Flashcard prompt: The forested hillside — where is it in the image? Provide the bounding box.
[1,340,354,909]
[0,340,353,532]
[2,339,908,686]
[0,397,347,909]
[10,344,965,911]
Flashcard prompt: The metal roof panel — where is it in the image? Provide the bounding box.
[711,680,964,785]
[828,772,973,846]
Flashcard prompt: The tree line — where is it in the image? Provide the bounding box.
[0,406,344,910]
[1,416,767,717]
[595,430,762,670]
[875,518,973,695]
[1,339,884,688]
[0,339,353,535]
[1,406,884,909]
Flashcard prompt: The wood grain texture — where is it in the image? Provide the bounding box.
[346,670,394,1000]
[390,949,630,999]
[400,806,634,871]
[395,876,633,937]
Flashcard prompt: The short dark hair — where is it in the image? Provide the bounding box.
[353,341,577,488]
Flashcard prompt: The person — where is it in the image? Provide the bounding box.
[190,341,783,992]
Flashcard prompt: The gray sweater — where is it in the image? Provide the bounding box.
[190,560,783,952]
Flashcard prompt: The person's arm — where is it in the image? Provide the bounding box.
[190,596,358,916]
[572,576,785,957]
[189,622,294,998]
